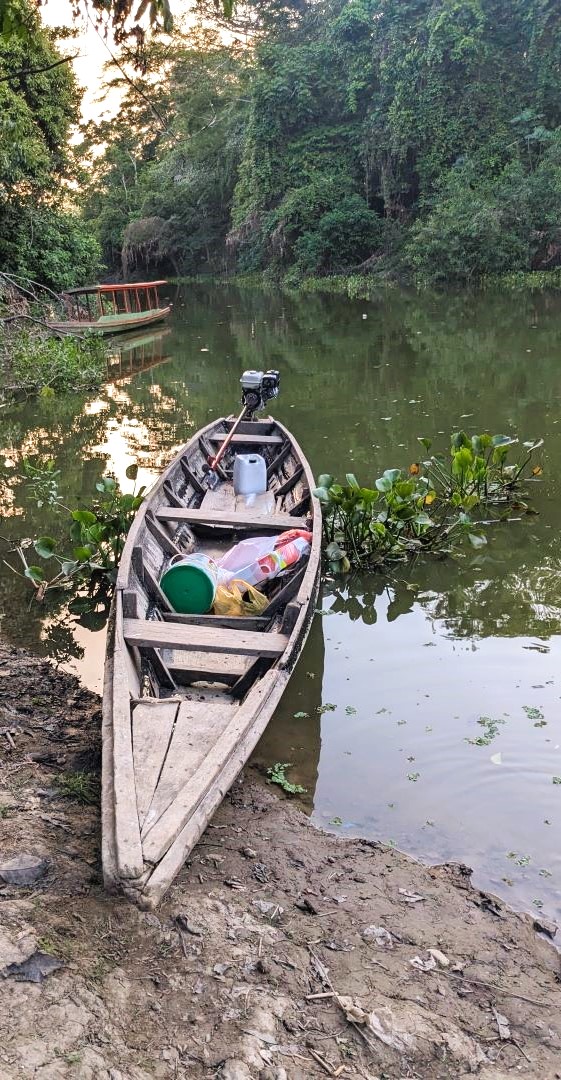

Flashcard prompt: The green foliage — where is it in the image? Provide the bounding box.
[2,331,108,397]
[314,431,543,571]
[57,771,99,805]
[2,462,146,599]
[267,762,306,795]
[466,716,505,746]
[52,0,561,285]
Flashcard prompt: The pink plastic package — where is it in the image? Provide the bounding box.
[218,529,312,588]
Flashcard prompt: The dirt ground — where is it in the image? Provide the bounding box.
[1,640,561,1080]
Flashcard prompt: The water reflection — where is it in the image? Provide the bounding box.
[1,283,561,921]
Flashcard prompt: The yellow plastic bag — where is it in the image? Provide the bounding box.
[213,577,269,617]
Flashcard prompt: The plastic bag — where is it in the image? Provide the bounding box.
[213,577,269,617]
[218,530,312,588]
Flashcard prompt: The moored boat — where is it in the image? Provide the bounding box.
[48,281,171,335]
[102,377,321,908]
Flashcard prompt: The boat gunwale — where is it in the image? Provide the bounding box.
[48,306,172,335]
[104,414,321,900]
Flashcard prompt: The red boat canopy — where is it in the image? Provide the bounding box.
[67,281,168,295]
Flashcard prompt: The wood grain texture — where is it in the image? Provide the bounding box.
[156,507,307,530]
[132,701,178,828]
[123,619,287,657]
[141,699,237,839]
[111,593,144,879]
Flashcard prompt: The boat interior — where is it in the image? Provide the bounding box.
[120,417,313,713]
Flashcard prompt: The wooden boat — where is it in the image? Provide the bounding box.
[48,281,171,335]
[102,415,321,908]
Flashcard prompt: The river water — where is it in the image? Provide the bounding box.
[1,283,561,922]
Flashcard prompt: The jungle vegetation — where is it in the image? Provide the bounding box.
[3,0,561,289]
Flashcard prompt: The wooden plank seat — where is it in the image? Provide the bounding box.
[208,433,283,445]
[155,507,308,530]
[123,619,287,657]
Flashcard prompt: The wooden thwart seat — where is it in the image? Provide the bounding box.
[208,433,283,445]
[155,507,308,530]
[123,618,287,657]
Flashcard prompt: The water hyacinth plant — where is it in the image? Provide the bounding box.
[1,461,147,603]
[314,431,543,571]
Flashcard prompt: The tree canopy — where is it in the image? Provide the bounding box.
[4,0,561,289]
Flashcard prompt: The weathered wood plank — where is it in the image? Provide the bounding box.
[275,465,304,498]
[141,669,280,865]
[264,564,307,619]
[179,458,205,494]
[145,513,183,558]
[163,612,269,631]
[112,593,145,879]
[141,700,236,837]
[132,701,178,828]
[123,619,287,658]
[137,553,174,613]
[101,614,118,891]
[156,507,307,530]
[208,433,283,445]
[139,647,177,691]
[267,440,292,480]
[137,668,291,908]
[169,649,248,682]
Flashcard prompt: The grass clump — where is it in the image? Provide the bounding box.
[57,771,98,805]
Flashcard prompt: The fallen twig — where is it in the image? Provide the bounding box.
[307,946,377,1053]
[442,970,548,1006]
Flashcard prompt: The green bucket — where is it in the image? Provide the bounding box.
[160,553,219,614]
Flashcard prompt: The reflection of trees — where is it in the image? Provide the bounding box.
[420,558,561,641]
[322,540,561,642]
[1,282,560,657]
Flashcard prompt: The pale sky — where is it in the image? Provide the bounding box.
[42,0,122,122]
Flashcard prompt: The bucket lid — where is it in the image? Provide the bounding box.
[160,562,216,614]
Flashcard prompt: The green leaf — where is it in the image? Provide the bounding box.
[125,463,139,481]
[73,546,94,561]
[345,473,360,490]
[375,475,392,493]
[34,536,56,559]
[451,431,470,450]
[312,486,330,503]
[383,468,401,484]
[71,510,97,526]
[317,474,333,489]
[417,437,432,451]
[25,565,45,583]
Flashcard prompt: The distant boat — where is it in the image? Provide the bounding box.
[49,281,171,336]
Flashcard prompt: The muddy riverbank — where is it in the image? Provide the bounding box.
[1,640,560,1079]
